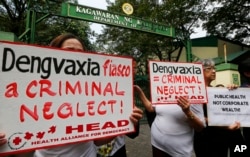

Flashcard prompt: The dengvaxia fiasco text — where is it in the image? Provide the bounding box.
[1,48,131,79]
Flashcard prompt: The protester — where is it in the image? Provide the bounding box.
[0,33,143,157]
[194,58,244,157]
[238,63,250,156]
[134,77,205,157]
[35,33,103,156]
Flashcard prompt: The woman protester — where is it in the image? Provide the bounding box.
[134,82,205,157]
[194,58,244,157]
[0,33,143,157]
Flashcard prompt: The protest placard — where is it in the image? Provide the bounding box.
[149,61,207,104]
[0,41,134,155]
[207,87,250,127]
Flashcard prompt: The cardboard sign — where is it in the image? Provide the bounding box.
[0,42,134,155]
[149,61,207,104]
[207,87,250,127]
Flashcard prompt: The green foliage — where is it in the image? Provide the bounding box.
[157,0,208,38]
[95,0,208,66]
[203,0,250,45]
[0,0,95,50]
[35,14,95,51]
[0,0,27,35]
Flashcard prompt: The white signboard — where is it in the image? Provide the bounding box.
[0,42,134,155]
[207,87,250,127]
[149,61,207,104]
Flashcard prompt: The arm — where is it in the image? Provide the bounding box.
[0,133,7,146]
[226,122,241,130]
[177,96,205,132]
[126,124,139,139]
[126,106,142,139]
[134,85,154,112]
[129,106,143,125]
[226,84,238,90]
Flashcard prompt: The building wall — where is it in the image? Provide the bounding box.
[172,46,218,62]
[215,70,241,86]
[178,38,249,63]
[192,47,218,60]
[217,39,247,58]
[170,38,244,86]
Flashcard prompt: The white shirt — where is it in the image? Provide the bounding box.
[151,104,205,157]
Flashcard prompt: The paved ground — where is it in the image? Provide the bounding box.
[125,124,196,157]
[126,124,152,157]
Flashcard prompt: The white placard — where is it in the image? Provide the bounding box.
[207,87,250,127]
[149,61,207,104]
[0,42,134,155]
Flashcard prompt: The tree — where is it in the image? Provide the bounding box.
[0,0,27,35]
[203,0,250,45]
[35,11,95,50]
[95,0,209,72]
[0,0,95,50]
